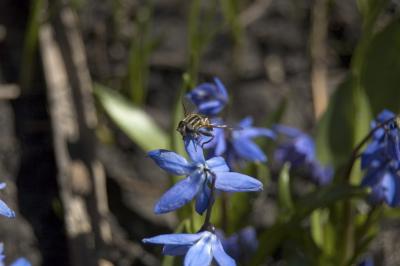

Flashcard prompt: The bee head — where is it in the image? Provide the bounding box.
[177,121,186,135]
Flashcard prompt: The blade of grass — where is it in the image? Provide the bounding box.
[127,1,154,105]
[20,0,44,91]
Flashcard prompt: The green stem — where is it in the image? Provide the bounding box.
[339,116,397,265]
[221,192,228,233]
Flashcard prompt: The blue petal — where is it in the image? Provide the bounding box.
[293,135,315,161]
[232,138,267,162]
[143,233,203,245]
[238,117,253,128]
[184,233,213,266]
[0,183,6,190]
[0,243,4,264]
[215,172,263,192]
[148,150,193,175]
[163,244,190,256]
[213,77,228,102]
[358,256,374,266]
[381,172,396,205]
[187,83,214,105]
[238,128,275,139]
[273,124,302,138]
[154,170,204,214]
[206,157,230,173]
[198,101,223,115]
[214,128,227,156]
[186,79,228,116]
[362,165,386,187]
[386,129,400,161]
[308,161,333,186]
[361,141,382,169]
[211,237,236,266]
[185,138,205,163]
[377,109,395,122]
[203,129,226,158]
[373,110,395,140]
[238,227,258,252]
[392,173,400,207]
[10,258,31,266]
[195,184,211,214]
[0,199,15,218]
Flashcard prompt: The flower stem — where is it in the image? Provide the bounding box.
[339,116,397,265]
[344,116,396,181]
[221,192,228,233]
[202,171,216,231]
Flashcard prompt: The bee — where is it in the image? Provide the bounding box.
[177,97,228,146]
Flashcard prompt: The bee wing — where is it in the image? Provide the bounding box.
[182,95,198,115]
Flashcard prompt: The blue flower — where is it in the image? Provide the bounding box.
[10,258,31,266]
[205,117,275,167]
[148,139,263,214]
[143,230,236,266]
[360,110,400,207]
[186,78,229,116]
[217,227,258,262]
[0,244,4,266]
[274,125,315,166]
[361,109,400,168]
[0,183,15,218]
[369,170,399,206]
[0,243,31,266]
[358,256,374,266]
[360,156,400,206]
[273,125,333,186]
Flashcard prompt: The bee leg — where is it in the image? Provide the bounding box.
[192,133,199,152]
[201,135,214,148]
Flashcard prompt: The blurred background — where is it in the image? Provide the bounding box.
[0,0,400,265]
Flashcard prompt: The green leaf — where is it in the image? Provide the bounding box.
[94,83,169,151]
[278,163,294,220]
[252,184,367,265]
[316,78,353,167]
[356,0,388,33]
[264,97,288,128]
[20,0,44,90]
[292,184,368,220]
[220,0,242,43]
[311,209,324,249]
[127,1,155,105]
[226,192,252,234]
[250,222,289,266]
[361,18,400,115]
[316,77,372,179]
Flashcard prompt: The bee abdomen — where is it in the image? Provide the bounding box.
[186,114,209,130]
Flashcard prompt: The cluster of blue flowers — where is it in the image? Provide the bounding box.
[360,110,400,206]
[141,77,400,265]
[189,78,276,169]
[142,78,274,265]
[0,184,30,266]
[273,125,333,186]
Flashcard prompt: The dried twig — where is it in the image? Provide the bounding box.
[239,0,272,28]
[0,84,20,99]
[310,0,329,120]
